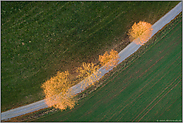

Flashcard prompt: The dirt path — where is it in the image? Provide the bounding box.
[1,2,182,121]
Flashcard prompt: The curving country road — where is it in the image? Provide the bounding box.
[1,2,182,121]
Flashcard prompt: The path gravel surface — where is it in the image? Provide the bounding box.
[1,2,182,121]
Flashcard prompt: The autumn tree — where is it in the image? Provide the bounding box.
[41,71,76,110]
[128,21,153,45]
[99,49,119,70]
[76,62,101,88]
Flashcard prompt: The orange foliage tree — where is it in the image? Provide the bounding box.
[41,71,76,110]
[128,21,153,45]
[76,62,101,88]
[99,49,119,70]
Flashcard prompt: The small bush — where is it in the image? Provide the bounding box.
[99,49,119,70]
[76,62,101,88]
[128,21,153,45]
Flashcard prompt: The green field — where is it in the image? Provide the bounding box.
[1,1,179,112]
[30,13,182,121]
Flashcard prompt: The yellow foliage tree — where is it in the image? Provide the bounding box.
[128,21,153,45]
[99,49,119,70]
[76,62,101,88]
[41,71,76,110]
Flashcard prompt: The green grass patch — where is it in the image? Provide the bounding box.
[1,1,179,111]
[30,13,182,122]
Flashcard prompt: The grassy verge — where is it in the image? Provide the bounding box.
[1,1,179,112]
[7,12,182,122]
